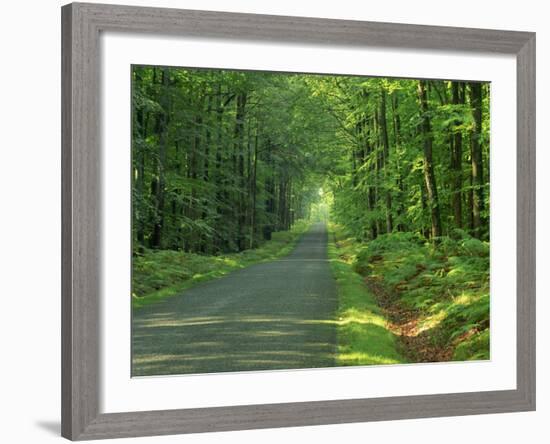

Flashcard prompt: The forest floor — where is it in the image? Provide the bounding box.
[132,223,338,376]
[327,232,404,366]
[331,224,490,363]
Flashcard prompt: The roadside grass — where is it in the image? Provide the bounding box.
[354,230,490,361]
[327,224,405,366]
[132,220,311,309]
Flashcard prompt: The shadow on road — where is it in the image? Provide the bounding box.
[132,223,338,376]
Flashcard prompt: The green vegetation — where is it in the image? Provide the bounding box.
[328,225,404,365]
[133,67,489,257]
[132,221,310,309]
[132,65,490,367]
[351,227,490,361]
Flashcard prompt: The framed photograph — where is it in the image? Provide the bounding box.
[61,2,535,440]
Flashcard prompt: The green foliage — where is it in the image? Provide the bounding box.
[352,230,489,360]
[324,78,490,243]
[453,329,490,361]
[132,65,491,365]
[327,227,404,365]
[132,66,336,256]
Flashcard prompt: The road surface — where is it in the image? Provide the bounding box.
[132,222,337,376]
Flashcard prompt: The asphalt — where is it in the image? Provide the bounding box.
[131,222,338,376]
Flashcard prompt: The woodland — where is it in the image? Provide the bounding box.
[132,66,490,364]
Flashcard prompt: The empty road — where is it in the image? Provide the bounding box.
[132,222,338,376]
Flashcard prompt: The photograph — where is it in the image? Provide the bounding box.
[130,66,490,377]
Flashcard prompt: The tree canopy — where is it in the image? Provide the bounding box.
[132,66,490,254]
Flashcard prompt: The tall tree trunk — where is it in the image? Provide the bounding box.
[263,140,275,241]
[469,82,484,238]
[203,95,212,182]
[278,178,287,231]
[186,100,203,252]
[200,95,213,253]
[451,82,464,230]
[419,181,430,239]
[373,112,383,236]
[379,88,393,233]
[364,116,378,240]
[151,67,170,249]
[417,80,442,238]
[213,87,226,252]
[468,173,474,231]
[133,69,148,248]
[391,92,406,231]
[233,93,247,250]
[249,121,259,249]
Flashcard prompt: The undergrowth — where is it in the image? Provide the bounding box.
[342,226,490,362]
[132,220,311,309]
[327,229,404,366]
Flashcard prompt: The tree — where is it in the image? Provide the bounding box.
[469,82,484,238]
[131,67,490,255]
[417,80,442,238]
[450,81,464,229]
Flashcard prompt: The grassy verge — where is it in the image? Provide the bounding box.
[132,220,311,309]
[354,230,490,362]
[328,224,405,366]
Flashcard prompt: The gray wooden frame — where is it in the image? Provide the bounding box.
[61,2,536,440]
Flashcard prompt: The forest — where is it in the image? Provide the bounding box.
[132,65,490,369]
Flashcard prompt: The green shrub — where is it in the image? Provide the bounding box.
[460,238,490,257]
[349,229,490,362]
[453,329,490,361]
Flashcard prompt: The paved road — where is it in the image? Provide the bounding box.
[132,222,337,376]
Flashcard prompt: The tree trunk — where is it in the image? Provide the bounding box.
[233,93,247,250]
[151,67,170,249]
[249,121,259,249]
[390,92,406,231]
[451,82,464,230]
[469,82,484,238]
[133,69,148,248]
[263,140,275,241]
[379,88,393,233]
[365,116,378,240]
[203,95,212,182]
[278,178,287,231]
[373,112,383,236]
[213,87,227,252]
[417,80,442,238]
[200,95,213,253]
[186,100,203,252]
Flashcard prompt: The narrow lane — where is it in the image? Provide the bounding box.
[132,222,337,376]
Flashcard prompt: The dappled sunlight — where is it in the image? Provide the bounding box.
[326,227,406,367]
[348,227,490,362]
[137,313,344,331]
[336,308,388,328]
[252,330,301,337]
[132,231,339,376]
[416,310,446,335]
[139,318,226,328]
[220,258,239,267]
[453,292,478,306]
[339,352,402,366]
